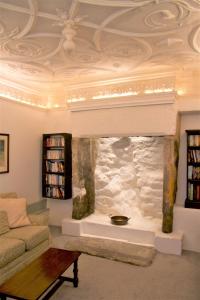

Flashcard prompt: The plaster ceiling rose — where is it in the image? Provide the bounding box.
[53,9,85,53]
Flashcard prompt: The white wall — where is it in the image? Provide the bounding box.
[71,103,177,137]
[174,206,200,252]
[1,95,199,226]
[44,110,71,133]
[176,111,200,206]
[0,103,72,223]
[45,100,178,225]
[174,110,200,252]
[0,99,45,204]
[44,110,72,225]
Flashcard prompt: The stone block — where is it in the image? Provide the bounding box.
[62,218,82,236]
[155,230,183,255]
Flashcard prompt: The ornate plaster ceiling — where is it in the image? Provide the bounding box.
[0,0,200,108]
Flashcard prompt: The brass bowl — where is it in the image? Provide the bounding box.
[110,215,130,225]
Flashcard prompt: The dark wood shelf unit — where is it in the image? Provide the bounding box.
[185,199,200,209]
[185,130,200,209]
[42,133,72,200]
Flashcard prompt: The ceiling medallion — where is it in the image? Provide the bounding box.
[53,9,86,52]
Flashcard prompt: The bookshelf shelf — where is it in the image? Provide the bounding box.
[42,133,72,200]
[45,171,65,175]
[185,130,200,209]
[188,146,200,149]
[43,159,65,161]
[188,179,200,184]
[45,184,65,187]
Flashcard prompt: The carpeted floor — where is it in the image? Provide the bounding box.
[51,226,200,300]
[64,236,156,266]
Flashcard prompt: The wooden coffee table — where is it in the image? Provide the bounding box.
[0,247,81,300]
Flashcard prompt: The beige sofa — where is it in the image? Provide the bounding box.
[0,193,50,285]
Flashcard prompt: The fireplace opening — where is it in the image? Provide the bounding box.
[94,136,164,230]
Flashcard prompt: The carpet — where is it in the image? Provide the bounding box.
[64,236,156,266]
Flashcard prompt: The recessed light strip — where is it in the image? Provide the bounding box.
[66,97,86,103]
[144,88,174,94]
[92,91,138,100]
[0,92,47,109]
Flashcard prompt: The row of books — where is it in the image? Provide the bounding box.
[44,136,65,147]
[46,150,64,160]
[188,183,200,200]
[45,174,65,185]
[188,149,200,163]
[46,161,64,173]
[45,186,65,199]
[188,166,200,180]
[188,135,200,147]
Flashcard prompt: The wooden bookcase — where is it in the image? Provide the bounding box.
[185,130,200,209]
[42,133,72,200]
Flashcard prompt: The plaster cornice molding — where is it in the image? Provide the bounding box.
[64,72,176,91]
[68,92,176,112]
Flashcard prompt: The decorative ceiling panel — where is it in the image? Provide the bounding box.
[0,0,199,108]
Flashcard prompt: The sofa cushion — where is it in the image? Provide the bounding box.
[3,226,49,250]
[0,211,10,235]
[0,197,31,228]
[0,237,25,268]
[28,209,49,226]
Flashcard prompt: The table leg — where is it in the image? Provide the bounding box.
[0,294,6,300]
[73,259,79,288]
[60,258,79,288]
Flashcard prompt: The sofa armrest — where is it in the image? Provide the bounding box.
[28,209,49,226]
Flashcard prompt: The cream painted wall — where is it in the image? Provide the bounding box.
[0,99,45,204]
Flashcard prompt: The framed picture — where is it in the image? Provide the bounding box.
[0,134,9,173]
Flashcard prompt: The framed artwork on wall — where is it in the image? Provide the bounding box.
[0,134,9,173]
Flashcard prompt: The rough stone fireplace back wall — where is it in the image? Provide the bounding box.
[95,137,164,220]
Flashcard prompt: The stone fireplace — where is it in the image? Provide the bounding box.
[72,135,178,234]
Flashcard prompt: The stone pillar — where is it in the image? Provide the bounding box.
[72,138,97,220]
[162,136,179,233]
